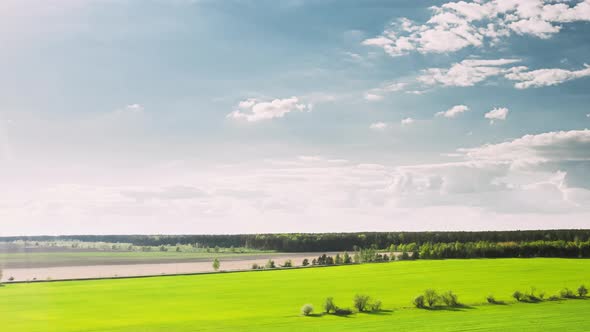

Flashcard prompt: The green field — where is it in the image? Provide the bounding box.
[1,258,589,331]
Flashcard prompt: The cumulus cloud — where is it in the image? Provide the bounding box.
[458,129,590,164]
[484,107,509,123]
[4,131,590,234]
[362,0,590,56]
[505,64,590,88]
[389,129,590,214]
[227,97,311,122]
[370,122,388,130]
[436,105,470,118]
[401,117,415,125]
[364,93,384,102]
[418,58,521,87]
[112,104,144,117]
[364,82,408,99]
[415,60,590,89]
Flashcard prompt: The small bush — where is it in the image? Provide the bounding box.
[424,289,439,307]
[370,300,382,312]
[302,258,309,266]
[282,259,293,268]
[486,295,496,304]
[578,285,588,297]
[301,304,314,316]
[353,294,371,312]
[512,290,524,302]
[8,276,14,281]
[265,259,276,269]
[441,291,459,307]
[324,297,336,314]
[334,307,353,316]
[560,288,576,299]
[212,258,220,271]
[414,295,426,308]
[523,287,541,302]
[548,295,560,301]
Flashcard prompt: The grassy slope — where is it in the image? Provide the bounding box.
[1,258,589,331]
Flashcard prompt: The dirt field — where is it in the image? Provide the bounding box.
[0,252,340,282]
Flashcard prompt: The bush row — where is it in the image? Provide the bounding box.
[301,295,383,316]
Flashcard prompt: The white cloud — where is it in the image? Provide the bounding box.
[364,93,384,102]
[436,105,470,118]
[4,131,590,234]
[389,129,590,214]
[484,107,509,123]
[112,104,144,117]
[418,58,521,87]
[370,122,388,130]
[298,155,323,162]
[508,17,561,38]
[125,104,144,112]
[401,117,415,125]
[362,0,590,56]
[227,97,311,122]
[416,60,590,90]
[458,129,590,164]
[505,64,590,88]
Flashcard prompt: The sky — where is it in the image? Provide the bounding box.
[1,0,590,235]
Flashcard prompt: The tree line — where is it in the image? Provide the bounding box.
[410,240,590,259]
[2,229,589,252]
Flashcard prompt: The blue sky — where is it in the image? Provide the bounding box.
[1,0,590,235]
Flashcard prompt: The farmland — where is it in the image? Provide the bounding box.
[1,258,589,331]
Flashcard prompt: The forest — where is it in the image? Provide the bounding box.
[3,230,590,253]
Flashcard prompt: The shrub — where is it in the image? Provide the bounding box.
[343,252,352,264]
[441,291,459,307]
[548,295,560,301]
[8,276,14,282]
[523,287,541,302]
[370,300,382,312]
[353,252,361,264]
[353,294,370,312]
[413,295,425,308]
[212,258,220,271]
[265,259,276,269]
[302,258,309,266]
[282,259,293,268]
[512,290,523,301]
[334,307,353,316]
[560,288,575,299]
[251,263,260,270]
[324,297,336,314]
[578,285,588,297]
[301,304,314,316]
[424,289,439,307]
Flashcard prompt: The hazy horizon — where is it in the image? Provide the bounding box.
[1,0,590,236]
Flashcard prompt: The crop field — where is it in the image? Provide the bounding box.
[1,258,589,331]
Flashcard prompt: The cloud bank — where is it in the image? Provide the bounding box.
[363,0,590,56]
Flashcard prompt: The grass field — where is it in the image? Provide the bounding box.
[1,258,589,331]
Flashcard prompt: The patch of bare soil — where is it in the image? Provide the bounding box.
[1,252,340,282]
